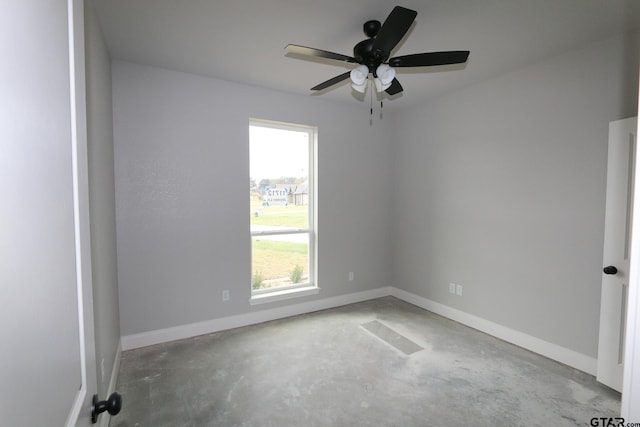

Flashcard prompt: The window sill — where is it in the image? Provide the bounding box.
[250,285,319,306]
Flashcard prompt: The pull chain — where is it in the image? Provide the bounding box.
[369,80,373,126]
[367,82,385,124]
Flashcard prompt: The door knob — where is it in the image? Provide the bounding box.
[91,392,122,423]
[603,265,618,275]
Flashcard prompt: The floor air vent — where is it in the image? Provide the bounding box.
[361,320,423,355]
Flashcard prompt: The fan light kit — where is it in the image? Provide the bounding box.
[285,6,470,98]
[350,64,396,93]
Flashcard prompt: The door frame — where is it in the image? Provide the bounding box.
[621,71,640,419]
[66,0,98,424]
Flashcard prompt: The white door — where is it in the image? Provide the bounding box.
[597,117,638,392]
[0,1,97,426]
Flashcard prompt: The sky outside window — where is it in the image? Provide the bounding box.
[250,125,308,182]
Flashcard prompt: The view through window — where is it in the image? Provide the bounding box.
[249,120,315,295]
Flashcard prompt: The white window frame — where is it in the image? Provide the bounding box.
[249,118,318,305]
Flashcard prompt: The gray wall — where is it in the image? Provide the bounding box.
[392,32,639,358]
[112,61,394,336]
[110,29,639,360]
[85,0,121,396]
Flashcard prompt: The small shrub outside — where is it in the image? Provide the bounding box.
[290,264,304,284]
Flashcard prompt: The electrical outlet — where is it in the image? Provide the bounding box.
[449,283,456,294]
[456,284,463,296]
[349,272,354,281]
[222,290,230,301]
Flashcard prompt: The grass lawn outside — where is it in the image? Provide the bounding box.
[250,193,307,229]
[252,240,309,289]
[250,192,311,289]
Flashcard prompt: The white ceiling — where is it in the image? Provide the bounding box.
[92,0,640,111]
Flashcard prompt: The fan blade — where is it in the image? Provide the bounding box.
[389,51,470,67]
[310,71,352,91]
[285,44,357,64]
[385,78,403,95]
[372,6,417,58]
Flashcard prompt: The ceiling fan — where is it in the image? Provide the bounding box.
[285,6,470,96]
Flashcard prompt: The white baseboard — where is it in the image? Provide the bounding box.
[389,287,597,375]
[121,287,391,350]
[120,285,596,376]
[99,339,122,427]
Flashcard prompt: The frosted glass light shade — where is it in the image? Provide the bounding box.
[376,64,396,85]
[350,65,369,93]
[350,65,369,85]
[352,81,367,93]
[374,78,392,92]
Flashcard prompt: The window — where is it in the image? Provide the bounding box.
[249,119,317,303]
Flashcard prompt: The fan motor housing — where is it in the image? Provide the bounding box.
[353,39,386,74]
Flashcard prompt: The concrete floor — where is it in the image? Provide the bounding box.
[110,297,620,427]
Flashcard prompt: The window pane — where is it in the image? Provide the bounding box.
[250,125,309,232]
[250,120,314,295]
[251,234,309,290]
